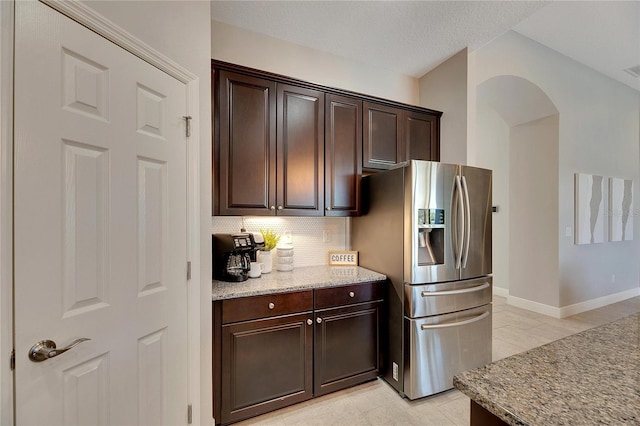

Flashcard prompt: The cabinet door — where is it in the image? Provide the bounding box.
[363,102,404,170]
[277,84,324,215]
[325,94,362,216]
[217,71,276,215]
[405,110,439,162]
[221,312,313,424]
[314,302,381,396]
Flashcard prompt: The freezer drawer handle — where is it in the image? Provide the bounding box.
[421,282,490,297]
[420,311,490,330]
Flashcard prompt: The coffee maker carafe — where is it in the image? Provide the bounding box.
[212,233,256,282]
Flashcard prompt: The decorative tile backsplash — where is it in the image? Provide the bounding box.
[211,216,349,267]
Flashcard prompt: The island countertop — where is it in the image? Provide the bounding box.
[454,313,639,425]
[211,265,386,301]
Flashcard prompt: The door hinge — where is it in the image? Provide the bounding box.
[187,261,192,281]
[183,115,192,138]
[10,349,15,371]
[187,404,193,424]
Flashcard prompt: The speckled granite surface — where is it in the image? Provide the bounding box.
[211,265,386,300]
[454,313,640,426]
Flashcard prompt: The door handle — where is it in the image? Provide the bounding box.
[461,176,471,268]
[29,338,91,362]
[420,311,490,330]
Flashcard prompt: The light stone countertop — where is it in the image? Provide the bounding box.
[454,313,640,426]
[211,265,386,301]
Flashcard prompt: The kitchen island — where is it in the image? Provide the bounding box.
[454,312,639,425]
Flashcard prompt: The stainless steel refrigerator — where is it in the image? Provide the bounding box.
[352,160,492,399]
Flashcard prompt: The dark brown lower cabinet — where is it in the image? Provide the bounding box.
[213,281,385,425]
[220,312,313,424]
[314,301,381,396]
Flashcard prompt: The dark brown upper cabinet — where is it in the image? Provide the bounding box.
[277,84,325,216]
[405,110,440,163]
[212,60,441,216]
[216,70,276,216]
[215,70,324,216]
[363,102,404,170]
[325,94,362,216]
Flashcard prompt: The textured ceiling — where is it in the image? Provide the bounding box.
[211,1,640,91]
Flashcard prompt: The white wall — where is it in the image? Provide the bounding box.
[475,31,639,309]
[475,104,510,292]
[77,1,213,423]
[509,115,560,307]
[418,49,470,164]
[211,20,418,105]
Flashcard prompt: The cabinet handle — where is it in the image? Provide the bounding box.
[306,319,313,326]
[268,302,275,310]
[277,205,283,210]
[326,207,332,211]
[349,291,355,298]
[316,317,322,324]
[270,206,276,210]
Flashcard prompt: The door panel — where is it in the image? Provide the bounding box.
[363,102,403,170]
[218,71,276,215]
[14,2,188,424]
[408,161,459,283]
[325,94,362,216]
[460,165,493,279]
[277,84,324,215]
[404,304,492,399]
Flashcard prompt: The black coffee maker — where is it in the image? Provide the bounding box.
[212,233,257,282]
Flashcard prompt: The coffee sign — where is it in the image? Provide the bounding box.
[328,250,358,266]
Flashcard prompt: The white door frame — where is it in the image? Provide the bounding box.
[1,1,203,424]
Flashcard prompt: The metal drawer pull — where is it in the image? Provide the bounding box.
[349,291,355,298]
[316,317,323,324]
[421,282,490,297]
[29,338,91,362]
[420,311,490,330]
[268,303,275,309]
[307,319,313,326]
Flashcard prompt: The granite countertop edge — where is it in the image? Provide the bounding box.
[453,313,640,426]
[211,265,386,301]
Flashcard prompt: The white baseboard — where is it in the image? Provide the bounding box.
[507,287,640,318]
[558,287,640,318]
[493,286,509,298]
[507,295,563,318]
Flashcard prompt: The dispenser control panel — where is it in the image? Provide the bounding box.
[418,209,444,226]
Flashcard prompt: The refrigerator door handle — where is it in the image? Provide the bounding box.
[453,175,465,270]
[461,175,471,268]
[421,282,490,297]
[420,311,490,330]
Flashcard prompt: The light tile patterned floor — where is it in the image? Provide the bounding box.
[236,295,640,426]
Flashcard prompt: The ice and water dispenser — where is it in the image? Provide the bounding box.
[416,208,445,265]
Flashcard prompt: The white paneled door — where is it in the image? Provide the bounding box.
[14,2,189,425]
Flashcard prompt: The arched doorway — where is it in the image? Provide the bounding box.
[475,76,560,306]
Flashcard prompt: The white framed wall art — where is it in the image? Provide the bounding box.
[574,173,605,244]
[608,177,633,242]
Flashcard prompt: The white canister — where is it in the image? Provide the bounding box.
[276,243,294,271]
[258,250,273,274]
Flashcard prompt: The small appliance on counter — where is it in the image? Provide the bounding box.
[212,233,258,282]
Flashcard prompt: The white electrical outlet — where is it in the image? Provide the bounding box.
[611,274,616,283]
[565,227,572,237]
[323,229,331,243]
[392,362,399,381]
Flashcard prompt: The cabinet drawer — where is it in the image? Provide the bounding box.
[314,281,384,309]
[222,290,313,324]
